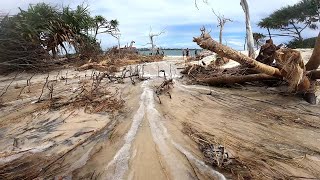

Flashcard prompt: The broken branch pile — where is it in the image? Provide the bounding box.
[76,47,164,72]
[50,73,125,114]
[184,28,320,104]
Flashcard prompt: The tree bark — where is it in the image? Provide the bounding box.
[196,70,320,86]
[150,36,155,55]
[219,26,223,44]
[267,28,271,39]
[240,0,255,58]
[306,70,320,80]
[193,33,281,77]
[290,21,303,41]
[197,74,277,86]
[94,24,99,39]
[306,32,320,71]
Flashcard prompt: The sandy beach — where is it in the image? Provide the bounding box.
[0,48,319,179]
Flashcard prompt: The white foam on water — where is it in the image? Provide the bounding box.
[105,81,148,180]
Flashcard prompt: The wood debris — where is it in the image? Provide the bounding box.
[187,28,320,104]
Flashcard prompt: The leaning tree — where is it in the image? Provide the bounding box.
[92,15,119,39]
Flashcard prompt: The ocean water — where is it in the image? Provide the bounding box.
[138,49,201,56]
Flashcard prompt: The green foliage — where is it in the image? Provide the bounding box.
[0,14,51,72]
[92,15,119,38]
[258,0,319,40]
[286,37,317,48]
[293,0,319,27]
[61,5,95,35]
[0,3,119,72]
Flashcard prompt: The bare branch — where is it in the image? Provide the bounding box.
[211,9,233,44]
[194,0,209,10]
[147,27,166,54]
[0,72,20,97]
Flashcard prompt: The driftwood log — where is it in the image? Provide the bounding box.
[197,74,277,86]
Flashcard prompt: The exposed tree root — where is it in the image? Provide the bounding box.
[182,122,252,179]
[155,79,174,104]
[190,29,319,104]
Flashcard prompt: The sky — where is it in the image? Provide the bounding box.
[0,0,319,50]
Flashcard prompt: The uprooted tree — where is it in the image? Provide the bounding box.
[188,27,320,104]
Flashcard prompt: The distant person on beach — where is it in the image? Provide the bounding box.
[186,48,190,58]
[195,49,198,57]
[182,49,185,59]
[156,48,160,55]
[161,50,165,56]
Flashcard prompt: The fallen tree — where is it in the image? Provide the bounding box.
[189,28,320,104]
[193,29,281,77]
[197,74,277,86]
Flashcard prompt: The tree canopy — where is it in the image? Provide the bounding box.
[258,0,319,41]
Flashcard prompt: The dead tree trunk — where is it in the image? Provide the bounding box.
[240,0,255,58]
[306,32,320,71]
[219,27,223,44]
[197,74,277,86]
[147,27,165,55]
[193,32,281,77]
[212,9,232,44]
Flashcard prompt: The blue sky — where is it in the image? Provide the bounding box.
[1,0,319,50]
